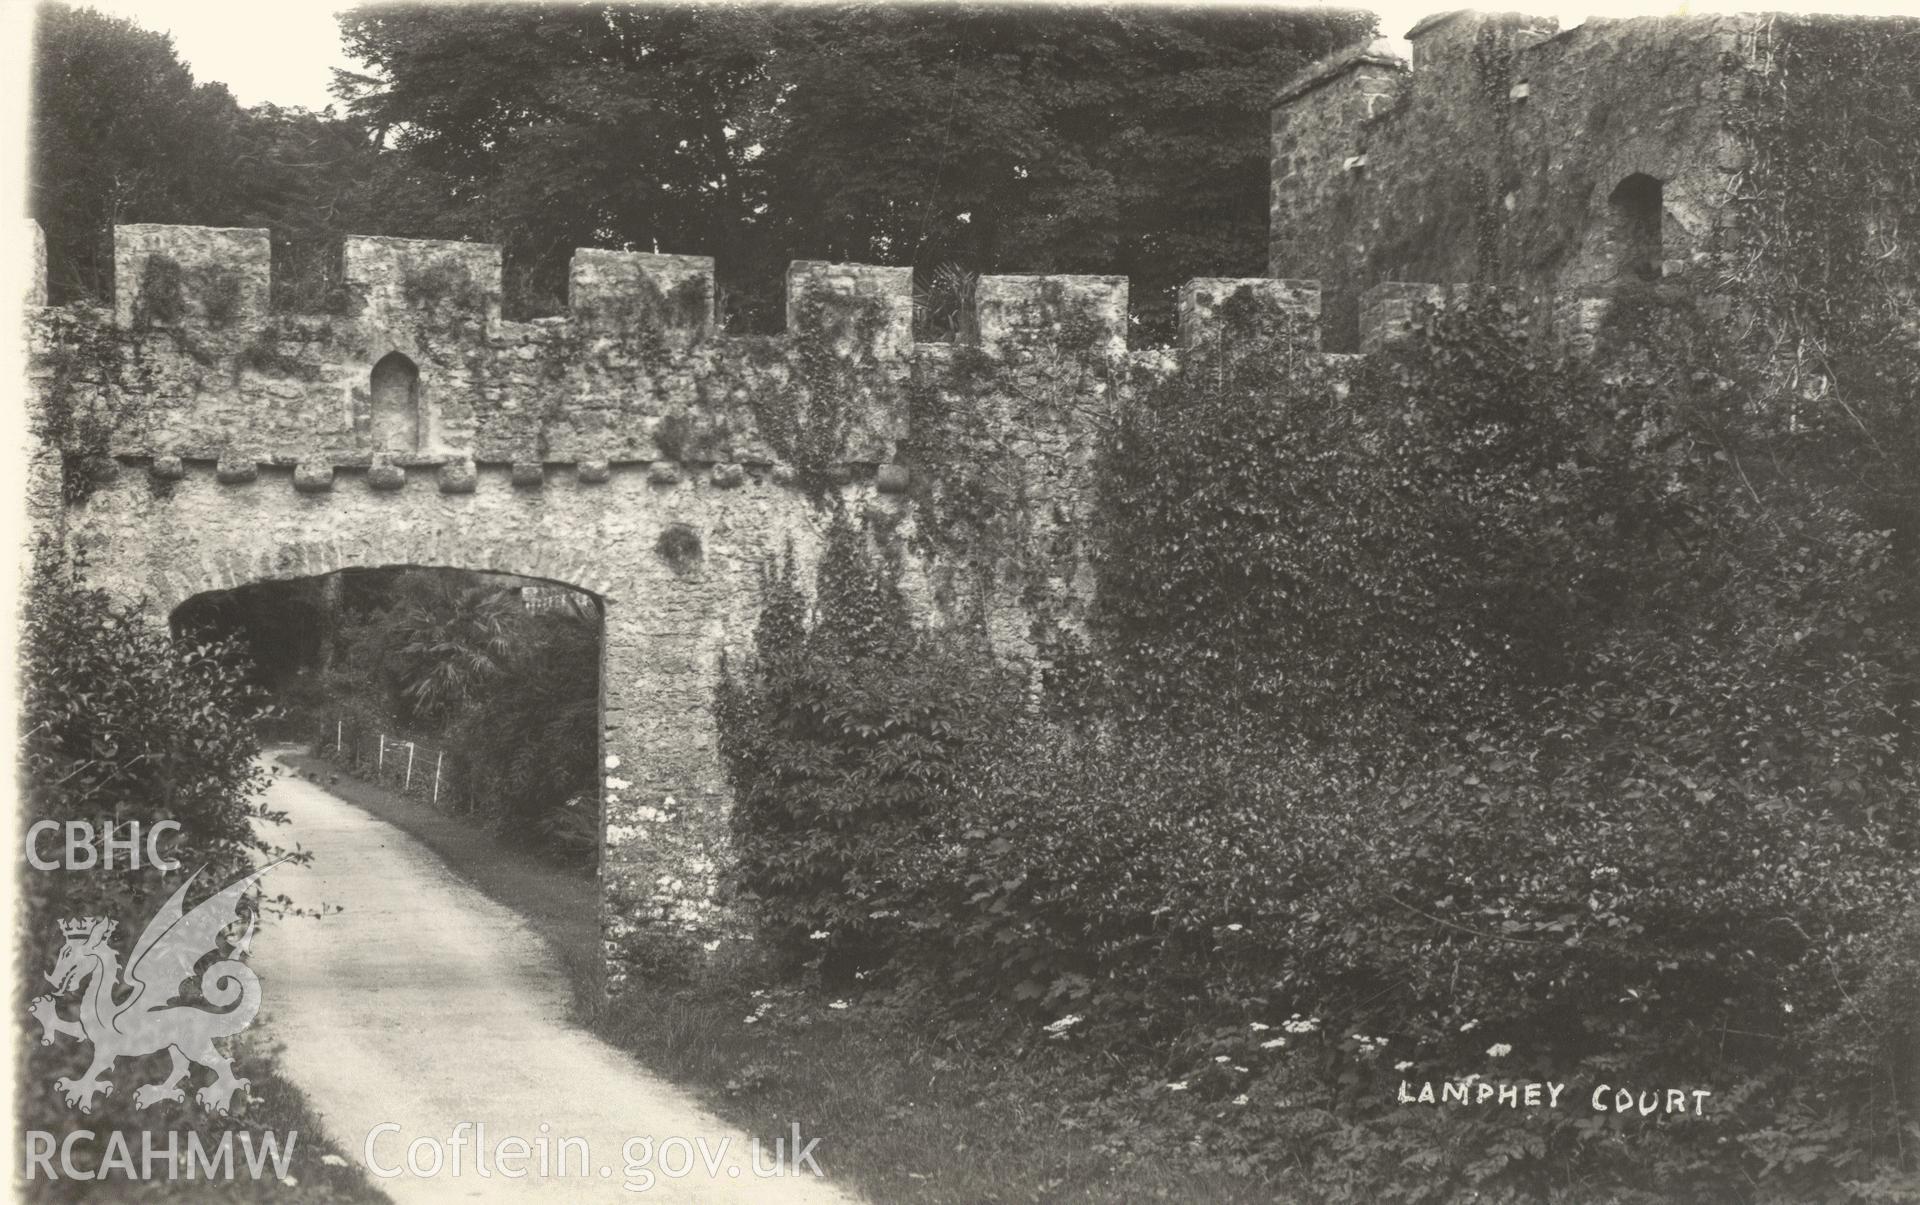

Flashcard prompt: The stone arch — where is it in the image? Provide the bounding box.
[63,456,845,993]
[146,533,630,619]
[1605,173,1665,282]
[370,351,421,452]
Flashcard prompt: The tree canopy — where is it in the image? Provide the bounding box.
[329,2,1374,333]
[35,2,1372,332]
[31,3,383,306]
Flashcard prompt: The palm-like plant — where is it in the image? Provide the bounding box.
[386,573,521,729]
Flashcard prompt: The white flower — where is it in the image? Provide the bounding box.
[1214,1055,1231,1064]
[605,754,622,770]
[1459,1019,1480,1033]
[1394,1060,1414,1072]
[809,930,831,941]
[1225,923,1244,932]
[1260,1037,1286,1050]
[743,1016,759,1024]
[1783,1002,1794,1014]
[828,1000,850,1010]
[605,775,631,791]
[1166,1081,1189,1092]
[1249,1022,1271,1032]
[1231,1094,1250,1106]
[320,1154,348,1168]
[1233,1065,1248,1073]
[1487,1043,1512,1059]
[702,939,720,952]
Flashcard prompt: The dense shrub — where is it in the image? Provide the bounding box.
[717,514,1024,974]
[718,288,1920,1198]
[17,560,297,1150]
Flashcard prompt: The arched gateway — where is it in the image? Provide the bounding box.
[31,222,1317,990]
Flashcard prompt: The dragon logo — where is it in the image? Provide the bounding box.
[29,860,287,1114]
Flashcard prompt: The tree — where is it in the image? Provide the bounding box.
[337,3,787,319]
[31,4,386,307]
[759,4,1374,336]
[31,4,248,302]
[333,2,1373,333]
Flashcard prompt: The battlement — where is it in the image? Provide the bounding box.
[24,222,1329,480]
[30,220,1616,361]
[27,219,1624,491]
[43,224,1265,359]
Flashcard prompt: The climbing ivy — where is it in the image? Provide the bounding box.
[748,292,890,503]
[1726,17,1920,451]
[899,286,1117,604]
[32,314,154,505]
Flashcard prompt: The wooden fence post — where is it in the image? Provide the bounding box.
[433,751,444,808]
[378,734,385,775]
[405,742,416,792]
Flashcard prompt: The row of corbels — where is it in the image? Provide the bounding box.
[142,454,913,495]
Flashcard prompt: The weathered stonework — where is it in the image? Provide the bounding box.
[31,222,1281,994]
[438,459,477,494]
[367,456,407,491]
[114,224,272,330]
[1179,278,1322,350]
[976,275,1128,356]
[1359,282,1448,352]
[1271,12,1761,348]
[25,220,47,309]
[215,455,259,485]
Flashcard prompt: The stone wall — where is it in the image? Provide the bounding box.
[1270,11,1758,349]
[29,220,1337,989]
[29,207,1645,988]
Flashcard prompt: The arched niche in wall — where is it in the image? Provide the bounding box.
[1606,173,1665,283]
[370,351,421,452]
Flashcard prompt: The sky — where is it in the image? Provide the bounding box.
[35,0,1920,112]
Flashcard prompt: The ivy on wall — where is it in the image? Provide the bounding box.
[900,288,1118,617]
[747,292,890,502]
[32,314,154,504]
[1727,17,1920,458]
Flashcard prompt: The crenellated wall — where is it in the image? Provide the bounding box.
[1270,11,1763,349]
[28,220,1353,990]
[25,211,1615,987]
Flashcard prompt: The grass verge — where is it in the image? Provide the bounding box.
[16,1031,388,1203]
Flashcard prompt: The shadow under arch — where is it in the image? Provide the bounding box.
[169,564,610,899]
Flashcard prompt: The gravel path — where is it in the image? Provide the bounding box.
[250,754,861,1204]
